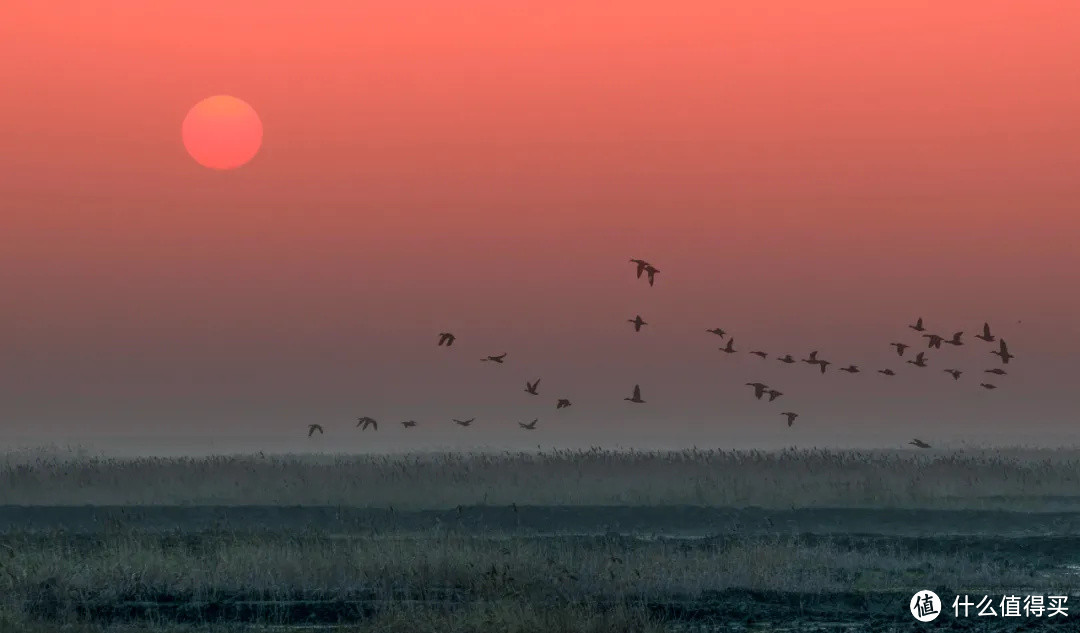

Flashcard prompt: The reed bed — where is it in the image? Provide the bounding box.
[0,530,1065,626]
[2,447,1080,509]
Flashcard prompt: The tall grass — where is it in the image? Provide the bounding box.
[0,601,665,633]
[0,530,1065,624]
[2,447,1080,509]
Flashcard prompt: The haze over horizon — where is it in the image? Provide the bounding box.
[2,1,1078,451]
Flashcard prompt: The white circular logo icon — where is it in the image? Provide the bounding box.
[910,590,942,622]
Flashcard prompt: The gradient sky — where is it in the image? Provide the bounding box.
[1,1,1078,452]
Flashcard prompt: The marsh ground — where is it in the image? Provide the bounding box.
[1,448,1078,631]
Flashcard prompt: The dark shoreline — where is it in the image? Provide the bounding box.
[3,504,1080,536]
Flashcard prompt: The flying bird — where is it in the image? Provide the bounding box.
[980,383,997,390]
[991,339,1013,364]
[802,351,830,373]
[745,382,769,400]
[944,369,962,380]
[356,416,378,431]
[482,353,507,363]
[519,419,538,430]
[944,331,964,346]
[781,412,798,427]
[525,379,541,395]
[453,418,475,427]
[437,332,456,346]
[628,315,647,332]
[706,328,726,337]
[307,424,323,437]
[643,264,659,286]
[750,350,768,359]
[629,259,651,278]
[984,368,1007,375]
[909,317,926,332]
[878,368,896,376]
[907,352,928,368]
[975,323,996,343]
[624,384,645,403]
[719,339,736,354]
[777,354,796,364]
[401,420,417,428]
[890,343,909,356]
[923,334,944,349]
[909,439,931,449]
[839,365,860,373]
[556,398,572,409]
[766,389,783,402]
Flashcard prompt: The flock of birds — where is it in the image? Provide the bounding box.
[306,258,1016,449]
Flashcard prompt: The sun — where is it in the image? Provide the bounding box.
[182,95,263,170]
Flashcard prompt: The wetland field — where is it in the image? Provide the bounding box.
[1,447,1078,632]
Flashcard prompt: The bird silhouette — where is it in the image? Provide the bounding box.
[628,315,647,332]
[777,354,796,364]
[800,350,830,372]
[839,365,860,373]
[720,339,736,354]
[766,389,783,402]
[401,420,417,428]
[519,419,538,430]
[909,439,931,449]
[750,350,768,359]
[437,332,456,346]
[975,322,996,343]
[556,398,572,409]
[923,334,944,349]
[525,379,541,395]
[643,264,659,286]
[482,353,507,363]
[307,424,323,437]
[781,412,798,427]
[907,352,928,368]
[706,328,726,337]
[980,383,997,390]
[890,343,909,356]
[984,368,1007,375]
[991,339,1013,364]
[356,416,378,431]
[878,368,896,376]
[453,418,475,427]
[624,384,645,403]
[746,382,769,400]
[629,259,650,278]
[909,317,926,332]
[944,369,962,380]
[944,331,964,346]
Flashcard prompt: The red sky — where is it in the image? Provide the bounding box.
[1,1,1078,450]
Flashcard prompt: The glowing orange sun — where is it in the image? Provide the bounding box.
[182,95,263,170]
